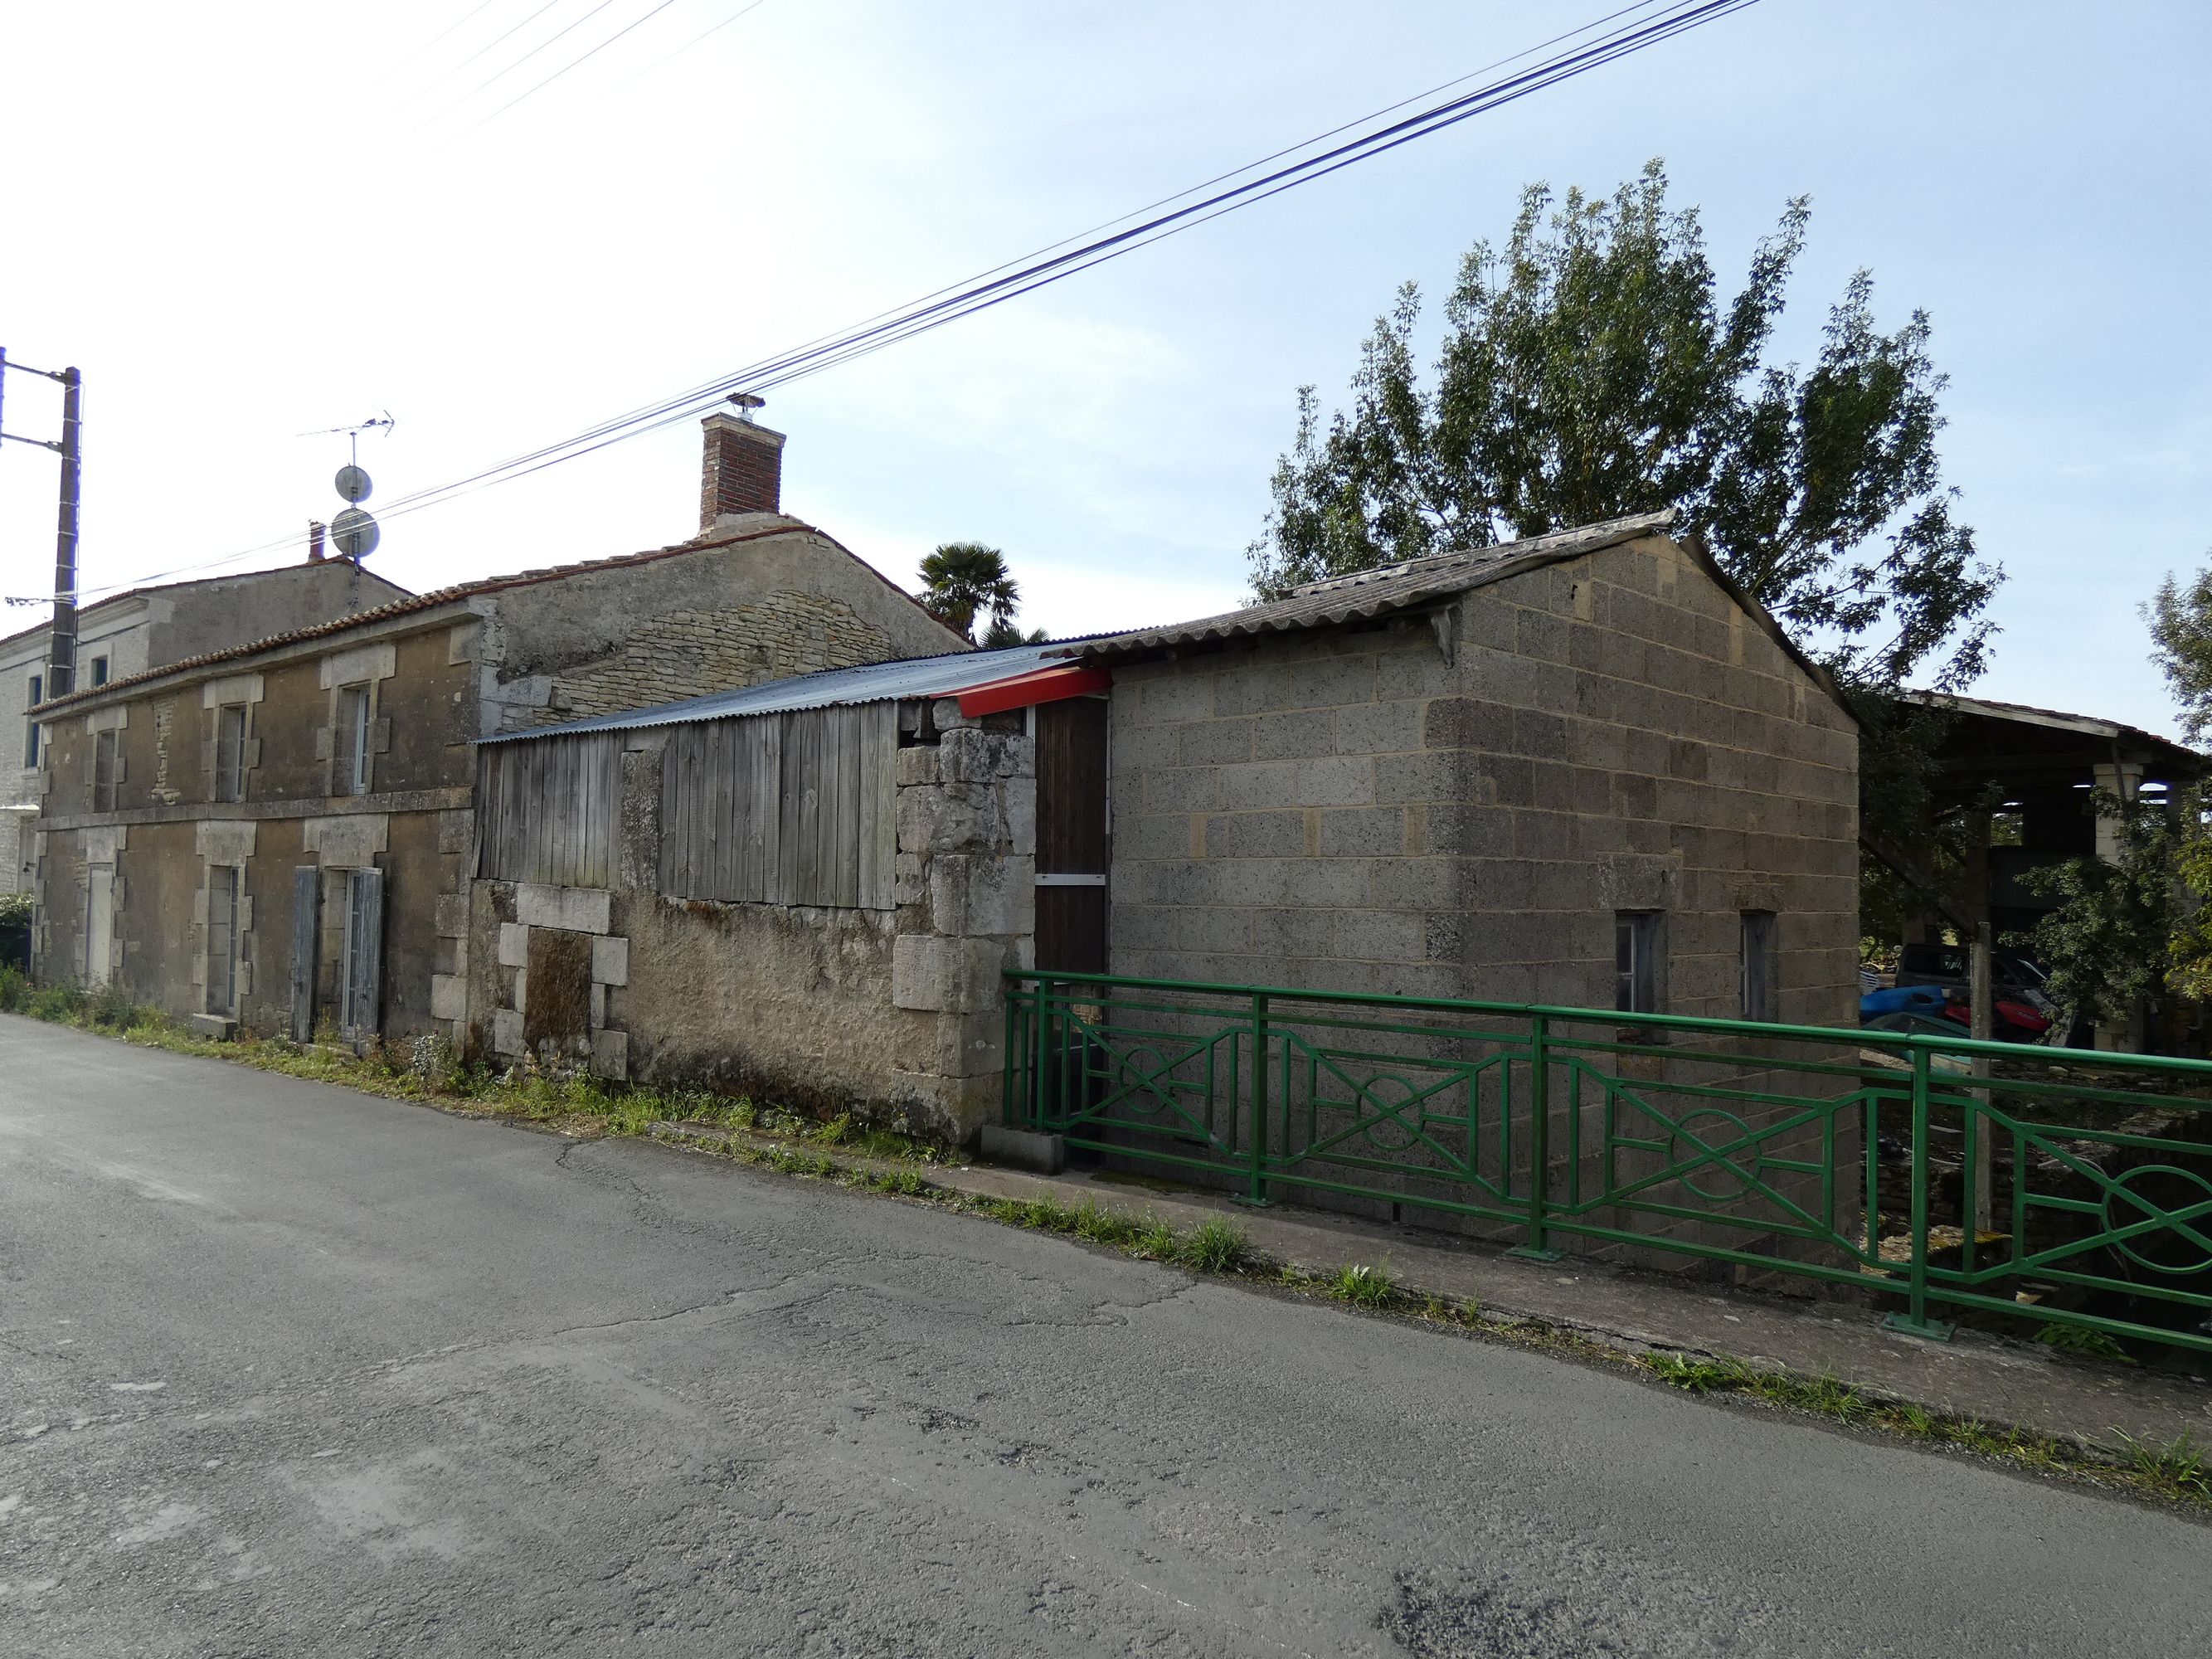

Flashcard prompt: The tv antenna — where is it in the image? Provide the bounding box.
[301,412,394,559]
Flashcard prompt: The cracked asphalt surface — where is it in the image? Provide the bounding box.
[3,1014,2210,1657]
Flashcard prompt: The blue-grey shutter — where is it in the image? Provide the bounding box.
[290,865,319,1041]
[348,868,384,1038]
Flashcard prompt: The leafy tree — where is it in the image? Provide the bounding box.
[981,618,1051,649]
[1250,160,2001,699]
[2010,791,2200,1039]
[919,541,1021,644]
[2146,556,2212,744]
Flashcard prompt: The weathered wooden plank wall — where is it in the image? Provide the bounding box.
[658,703,894,910]
[476,732,622,889]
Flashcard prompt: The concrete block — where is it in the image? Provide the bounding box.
[430,974,467,1021]
[591,1028,629,1082]
[187,1014,236,1042]
[1250,707,1338,761]
[591,934,629,985]
[436,810,474,855]
[512,968,528,1012]
[1179,718,1256,766]
[497,922,530,968]
[492,1007,525,1057]
[980,1124,1066,1175]
[1203,811,1305,859]
[1318,806,1407,859]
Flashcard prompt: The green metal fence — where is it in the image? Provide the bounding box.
[1001,970,2212,1357]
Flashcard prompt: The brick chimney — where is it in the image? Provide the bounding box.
[698,411,785,533]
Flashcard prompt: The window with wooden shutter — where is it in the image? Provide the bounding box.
[214,703,248,803]
[339,867,384,1037]
[23,674,41,766]
[289,865,320,1041]
[207,866,240,1016]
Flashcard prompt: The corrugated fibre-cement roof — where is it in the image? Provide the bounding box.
[1045,510,1676,662]
[477,639,1086,743]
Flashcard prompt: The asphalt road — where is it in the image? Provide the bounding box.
[2,1014,2208,1658]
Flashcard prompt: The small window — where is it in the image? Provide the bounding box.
[334,684,372,795]
[1615,911,1664,1017]
[90,655,109,688]
[214,703,249,803]
[23,674,41,767]
[92,727,118,812]
[1740,911,1778,1022]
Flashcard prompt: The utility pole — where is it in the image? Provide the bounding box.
[51,368,83,697]
[0,352,85,696]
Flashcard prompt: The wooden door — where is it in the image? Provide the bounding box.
[1034,697,1109,973]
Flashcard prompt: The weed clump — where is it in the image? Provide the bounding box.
[1328,1262,1398,1308]
[1178,1217,1254,1274]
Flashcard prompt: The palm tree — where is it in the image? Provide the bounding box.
[982,617,1051,648]
[919,542,1019,643]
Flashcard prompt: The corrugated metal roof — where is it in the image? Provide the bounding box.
[1044,510,1675,662]
[1903,690,2203,766]
[478,638,1087,743]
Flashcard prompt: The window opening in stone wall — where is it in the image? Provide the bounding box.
[207,864,240,1016]
[1740,910,1778,1022]
[215,703,248,803]
[92,727,118,812]
[339,867,383,1036]
[85,862,114,987]
[23,674,40,766]
[90,655,109,688]
[336,684,372,795]
[1615,910,1663,1016]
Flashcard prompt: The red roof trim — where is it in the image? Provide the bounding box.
[953,664,1111,717]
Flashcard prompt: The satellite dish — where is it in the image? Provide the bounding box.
[334,465,372,504]
[331,506,380,560]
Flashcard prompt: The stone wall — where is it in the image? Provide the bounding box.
[464,701,1035,1145]
[540,596,892,724]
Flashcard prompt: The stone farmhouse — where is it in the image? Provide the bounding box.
[467,510,1860,1143]
[26,414,966,1039]
[3,558,408,892]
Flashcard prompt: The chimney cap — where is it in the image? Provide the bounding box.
[728,392,766,422]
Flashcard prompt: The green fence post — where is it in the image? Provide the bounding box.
[1883,1041,1955,1341]
[1235,991,1273,1207]
[1030,979,1050,1131]
[1509,1012,1564,1262]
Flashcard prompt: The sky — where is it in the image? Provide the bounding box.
[0,0,2206,736]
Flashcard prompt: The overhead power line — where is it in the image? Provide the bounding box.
[618,0,777,89]
[75,0,1760,601]
[373,0,510,85]
[421,0,630,126]
[398,0,575,107]
[455,0,685,135]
